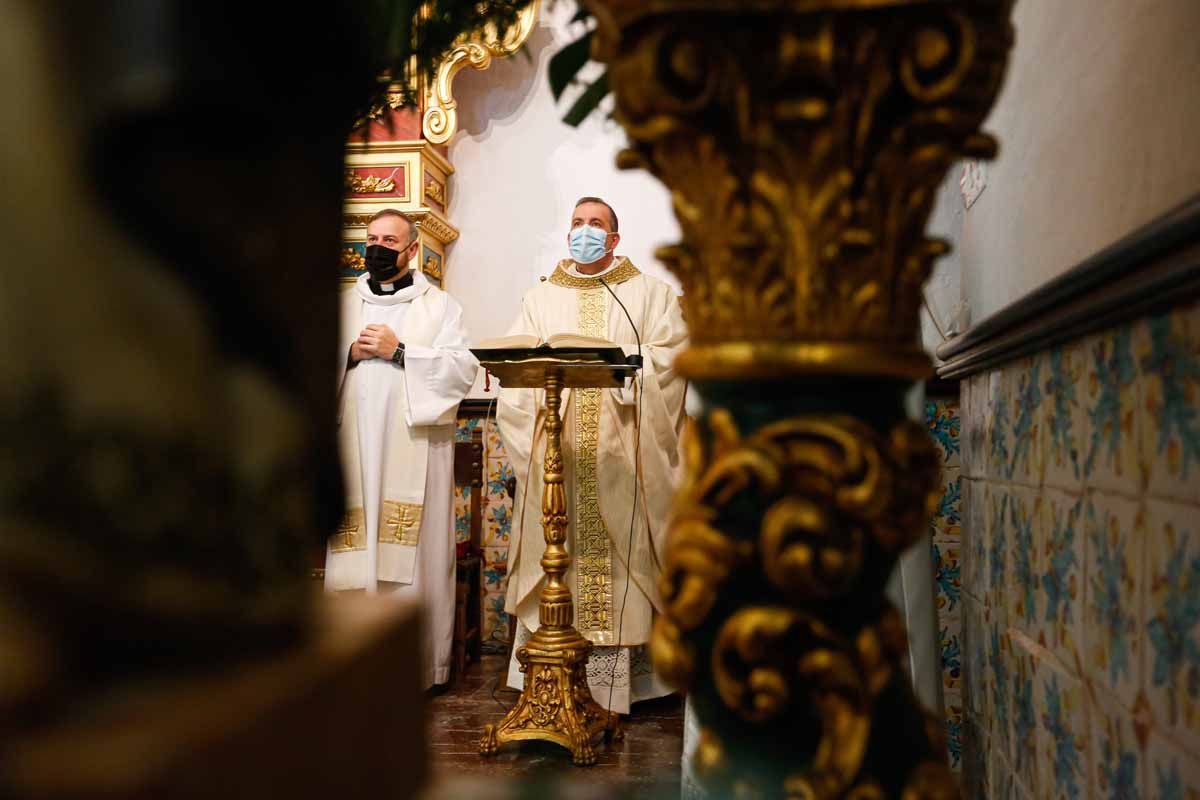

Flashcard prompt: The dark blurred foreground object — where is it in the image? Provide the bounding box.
[2,598,424,799]
[0,0,430,794]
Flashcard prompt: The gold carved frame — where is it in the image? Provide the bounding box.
[422,1,541,144]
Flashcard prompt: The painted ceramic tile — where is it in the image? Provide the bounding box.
[1144,730,1199,800]
[1081,324,1141,495]
[1137,305,1200,504]
[1088,691,1145,800]
[962,593,988,719]
[963,593,985,712]
[940,620,963,694]
[926,398,962,467]
[455,415,482,443]
[990,747,1017,800]
[988,617,1013,759]
[964,374,993,479]
[1043,341,1087,492]
[986,368,1014,481]
[932,468,963,542]
[483,591,510,644]
[933,539,963,617]
[482,545,509,590]
[1083,493,1145,711]
[484,496,513,547]
[987,484,1011,615]
[961,713,988,799]
[1040,489,1086,672]
[485,421,507,462]
[944,690,964,773]
[454,485,472,545]
[487,457,515,499]
[963,375,987,479]
[1008,644,1040,793]
[1006,488,1042,640]
[962,478,986,601]
[1036,667,1091,800]
[1144,499,1200,752]
[1008,356,1046,487]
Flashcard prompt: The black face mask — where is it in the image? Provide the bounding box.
[364,244,404,282]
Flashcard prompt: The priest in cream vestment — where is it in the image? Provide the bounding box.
[325,209,477,689]
[498,197,688,713]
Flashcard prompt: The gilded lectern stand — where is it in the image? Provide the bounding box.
[471,347,638,766]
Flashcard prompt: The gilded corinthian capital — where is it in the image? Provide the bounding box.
[589,0,1013,381]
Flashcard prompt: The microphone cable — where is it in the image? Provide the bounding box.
[596,273,644,721]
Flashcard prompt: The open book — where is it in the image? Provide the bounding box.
[474,332,617,350]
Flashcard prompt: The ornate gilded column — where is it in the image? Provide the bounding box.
[585,1,1014,796]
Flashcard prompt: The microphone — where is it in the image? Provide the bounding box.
[596,274,643,370]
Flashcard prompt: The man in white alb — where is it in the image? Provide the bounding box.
[498,196,688,714]
[325,208,478,689]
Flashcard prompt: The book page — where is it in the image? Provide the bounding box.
[474,334,540,349]
[546,332,618,349]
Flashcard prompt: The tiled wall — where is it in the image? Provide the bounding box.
[927,397,964,775]
[959,301,1200,798]
[454,413,514,651]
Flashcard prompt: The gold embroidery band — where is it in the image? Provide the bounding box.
[380,500,423,546]
[574,286,614,643]
[331,508,366,553]
[548,258,640,290]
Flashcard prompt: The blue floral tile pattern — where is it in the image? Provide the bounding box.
[453,485,471,544]
[933,540,962,615]
[1010,358,1044,483]
[1010,492,1039,630]
[1083,326,1139,491]
[1044,346,1083,487]
[927,399,961,464]
[1041,491,1084,669]
[1145,500,1200,750]
[1040,673,1085,800]
[1139,307,1200,503]
[957,302,1200,798]
[1084,494,1142,706]
[455,415,482,443]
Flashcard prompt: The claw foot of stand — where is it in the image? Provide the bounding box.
[479,724,498,756]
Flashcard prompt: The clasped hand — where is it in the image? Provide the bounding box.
[351,324,400,362]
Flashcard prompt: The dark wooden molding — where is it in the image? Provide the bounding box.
[935,194,1200,380]
[923,377,961,398]
[457,398,496,418]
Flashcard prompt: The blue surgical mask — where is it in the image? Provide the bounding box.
[568,224,611,265]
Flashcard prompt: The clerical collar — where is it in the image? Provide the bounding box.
[368,271,414,295]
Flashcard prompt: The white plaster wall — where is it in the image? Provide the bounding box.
[922,170,967,357]
[444,4,682,397]
[955,0,1200,322]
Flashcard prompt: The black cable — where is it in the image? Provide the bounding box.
[596,274,644,720]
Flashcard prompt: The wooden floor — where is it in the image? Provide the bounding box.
[422,653,684,799]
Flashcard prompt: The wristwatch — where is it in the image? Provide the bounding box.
[390,343,405,366]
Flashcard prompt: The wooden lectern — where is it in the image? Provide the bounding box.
[471,346,639,766]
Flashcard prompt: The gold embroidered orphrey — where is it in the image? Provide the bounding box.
[547,257,640,290]
[331,508,365,553]
[573,285,615,642]
[379,500,423,547]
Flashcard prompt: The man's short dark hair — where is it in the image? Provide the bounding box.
[574,196,618,232]
[368,208,418,244]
